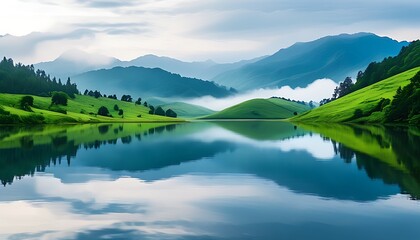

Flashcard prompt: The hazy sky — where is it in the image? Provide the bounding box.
[1,0,420,63]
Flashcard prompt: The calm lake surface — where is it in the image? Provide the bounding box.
[0,121,419,240]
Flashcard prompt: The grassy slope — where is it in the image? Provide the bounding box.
[160,102,215,118]
[293,67,420,123]
[0,94,182,124]
[204,98,311,119]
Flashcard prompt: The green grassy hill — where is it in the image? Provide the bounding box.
[203,98,311,119]
[293,67,420,123]
[0,93,182,124]
[160,102,215,118]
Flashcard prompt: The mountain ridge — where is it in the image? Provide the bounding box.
[211,33,408,90]
[72,66,235,99]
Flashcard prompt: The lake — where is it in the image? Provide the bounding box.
[0,121,419,240]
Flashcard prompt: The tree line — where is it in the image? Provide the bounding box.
[0,57,78,97]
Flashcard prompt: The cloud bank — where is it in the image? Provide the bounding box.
[0,0,419,63]
[185,79,337,111]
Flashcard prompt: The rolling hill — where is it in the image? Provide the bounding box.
[212,33,408,90]
[159,102,215,118]
[72,66,235,98]
[293,67,420,123]
[0,93,181,124]
[204,98,311,119]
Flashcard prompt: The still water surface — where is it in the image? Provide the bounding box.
[0,122,419,239]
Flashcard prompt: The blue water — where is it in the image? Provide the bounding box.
[0,122,419,239]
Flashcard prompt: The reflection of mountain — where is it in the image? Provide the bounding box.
[213,121,306,140]
[298,123,420,199]
[81,140,232,172]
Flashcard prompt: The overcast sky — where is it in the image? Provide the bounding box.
[1,0,420,64]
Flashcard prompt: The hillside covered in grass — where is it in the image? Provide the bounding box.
[204,98,311,119]
[293,67,420,123]
[159,102,215,118]
[0,93,181,124]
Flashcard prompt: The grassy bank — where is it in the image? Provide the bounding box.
[0,93,183,124]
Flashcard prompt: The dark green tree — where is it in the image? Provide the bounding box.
[118,109,124,118]
[98,106,110,117]
[135,97,142,105]
[386,71,420,124]
[165,109,177,118]
[121,95,133,102]
[51,92,69,106]
[155,106,165,116]
[148,105,155,114]
[20,96,34,111]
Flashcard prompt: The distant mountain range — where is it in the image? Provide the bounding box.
[120,55,265,80]
[35,49,121,80]
[34,51,264,81]
[211,33,408,90]
[33,32,409,98]
[72,66,235,98]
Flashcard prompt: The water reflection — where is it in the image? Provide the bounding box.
[0,122,419,239]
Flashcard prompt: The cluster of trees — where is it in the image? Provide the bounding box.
[121,95,133,102]
[270,97,315,108]
[353,40,420,93]
[271,96,307,106]
[320,41,420,107]
[83,89,119,100]
[0,57,78,97]
[113,104,124,117]
[148,105,177,118]
[320,77,354,106]
[385,71,420,124]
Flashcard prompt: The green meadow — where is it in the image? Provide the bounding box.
[0,93,182,124]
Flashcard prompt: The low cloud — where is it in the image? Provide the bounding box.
[185,79,337,111]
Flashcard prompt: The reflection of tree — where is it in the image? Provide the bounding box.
[0,141,78,186]
[0,124,179,187]
[98,124,111,135]
[325,125,420,199]
[331,140,355,164]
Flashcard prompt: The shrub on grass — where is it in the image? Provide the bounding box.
[165,109,177,118]
[20,96,34,111]
[51,92,69,106]
[98,106,111,117]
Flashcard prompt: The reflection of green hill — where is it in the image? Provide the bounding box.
[0,123,179,186]
[297,123,420,199]
[213,121,307,140]
[0,123,170,149]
